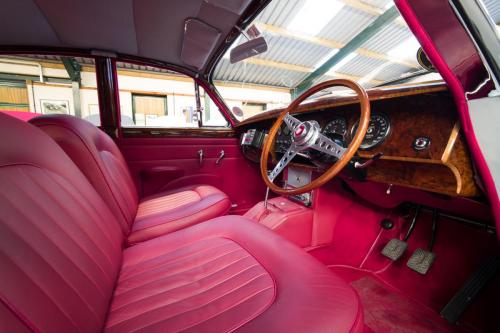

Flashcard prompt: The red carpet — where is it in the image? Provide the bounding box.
[351,276,456,333]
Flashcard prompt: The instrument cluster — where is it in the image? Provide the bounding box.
[274,112,391,160]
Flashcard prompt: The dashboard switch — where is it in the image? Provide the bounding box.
[413,137,431,151]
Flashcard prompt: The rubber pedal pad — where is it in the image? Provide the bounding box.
[381,238,408,261]
[407,248,436,275]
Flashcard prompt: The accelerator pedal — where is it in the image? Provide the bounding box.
[441,256,500,324]
[407,209,438,275]
[381,205,421,261]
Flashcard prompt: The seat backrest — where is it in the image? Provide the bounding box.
[0,113,123,333]
[30,115,139,235]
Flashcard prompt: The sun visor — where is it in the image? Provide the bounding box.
[180,18,221,69]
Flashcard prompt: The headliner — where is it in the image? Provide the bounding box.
[0,0,258,73]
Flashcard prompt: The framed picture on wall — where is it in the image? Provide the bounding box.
[40,99,70,115]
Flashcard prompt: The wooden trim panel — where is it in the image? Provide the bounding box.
[121,127,236,138]
[239,84,481,197]
[236,82,448,127]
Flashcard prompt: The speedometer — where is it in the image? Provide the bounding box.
[322,117,347,140]
[351,113,391,150]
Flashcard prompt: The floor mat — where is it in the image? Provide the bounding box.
[351,276,456,333]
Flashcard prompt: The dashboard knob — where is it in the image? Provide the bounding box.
[413,137,431,151]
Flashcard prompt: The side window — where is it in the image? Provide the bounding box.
[116,62,228,128]
[0,54,100,124]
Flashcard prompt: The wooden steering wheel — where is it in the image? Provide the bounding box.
[260,79,371,195]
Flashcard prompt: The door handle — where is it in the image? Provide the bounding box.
[198,149,203,166]
[216,150,225,165]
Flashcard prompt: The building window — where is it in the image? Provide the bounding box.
[117,61,227,128]
[0,55,100,124]
[131,94,167,126]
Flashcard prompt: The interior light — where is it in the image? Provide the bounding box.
[326,53,358,75]
[387,37,421,61]
[287,0,344,36]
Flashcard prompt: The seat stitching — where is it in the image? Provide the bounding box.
[44,169,119,249]
[115,252,248,296]
[128,283,273,333]
[0,219,93,332]
[34,122,138,226]
[118,246,245,288]
[107,272,269,329]
[120,240,233,277]
[15,169,116,283]
[112,260,257,312]
[3,172,114,291]
[176,287,274,332]
[132,195,230,232]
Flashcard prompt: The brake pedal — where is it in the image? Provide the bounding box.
[407,209,438,275]
[407,248,436,274]
[381,205,421,261]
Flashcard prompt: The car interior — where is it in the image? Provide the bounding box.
[0,0,499,332]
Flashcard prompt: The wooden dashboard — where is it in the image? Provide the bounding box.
[236,83,481,197]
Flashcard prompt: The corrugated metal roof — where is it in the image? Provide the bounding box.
[213,0,428,89]
[361,23,413,54]
[483,0,500,23]
[214,58,308,87]
[317,6,375,43]
[360,0,392,9]
[258,0,304,27]
[257,33,332,68]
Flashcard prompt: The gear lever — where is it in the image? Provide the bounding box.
[264,187,270,209]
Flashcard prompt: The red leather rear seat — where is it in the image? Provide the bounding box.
[0,113,363,332]
[30,115,230,244]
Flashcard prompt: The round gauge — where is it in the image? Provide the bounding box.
[275,125,292,153]
[322,117,347,140]
[351,113,391,150]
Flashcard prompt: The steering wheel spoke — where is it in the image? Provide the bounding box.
[311,133,346,159]
[268,144,299,182]
[283,113,301,132]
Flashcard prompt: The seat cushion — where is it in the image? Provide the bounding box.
[106,216,363,333]
[128,185,231,244]
[0,112,124,333]
[30,115,232,244]
[30,114,139,234]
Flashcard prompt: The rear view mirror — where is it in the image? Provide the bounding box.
[230,36,268,64]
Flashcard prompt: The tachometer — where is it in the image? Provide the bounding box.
[351,113,390,150]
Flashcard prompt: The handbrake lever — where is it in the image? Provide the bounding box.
[354,152,384,169]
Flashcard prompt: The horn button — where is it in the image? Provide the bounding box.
[292,121,319,147]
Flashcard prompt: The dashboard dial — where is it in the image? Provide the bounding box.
[275,125,292,153]
[322,117,347,140]
[351,113,391,150]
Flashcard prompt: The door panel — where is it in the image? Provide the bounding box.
[117,136,266,214]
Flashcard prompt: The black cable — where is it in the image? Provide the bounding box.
[428,209,439,251]
[403,204,421,241]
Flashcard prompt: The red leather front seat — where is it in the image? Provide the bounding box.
[0,113,363,332]
[30,115,230,245]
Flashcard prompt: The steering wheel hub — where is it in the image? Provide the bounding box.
[292,121,319,147]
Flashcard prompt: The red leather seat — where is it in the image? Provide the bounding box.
[30,115,230,244]
[0,113,363,332]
